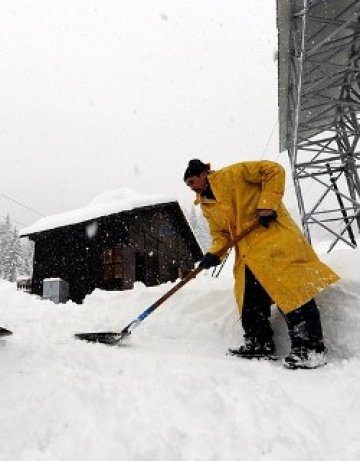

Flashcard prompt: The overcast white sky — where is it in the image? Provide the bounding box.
[0,0,285,229]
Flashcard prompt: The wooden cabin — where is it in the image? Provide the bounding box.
[20,200,203,303]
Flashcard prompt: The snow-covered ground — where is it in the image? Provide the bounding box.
[1,248,360,461]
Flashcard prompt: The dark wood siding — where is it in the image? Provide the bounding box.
[29,202,202,303]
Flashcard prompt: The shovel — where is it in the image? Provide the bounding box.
[75,219,258,345]
[0,327,13,338]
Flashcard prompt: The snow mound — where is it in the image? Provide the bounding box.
[1,248,360,460]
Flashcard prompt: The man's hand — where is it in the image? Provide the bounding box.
[199,252,221,269]
[257,209,277,228]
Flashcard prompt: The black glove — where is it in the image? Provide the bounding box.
[199,252,221,269]
[258,210,277,228]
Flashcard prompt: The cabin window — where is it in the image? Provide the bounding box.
[102,246,123,280]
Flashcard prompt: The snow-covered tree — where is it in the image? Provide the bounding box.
[0,215,12,278]
[189,205,211,252]
[0,214,33,282]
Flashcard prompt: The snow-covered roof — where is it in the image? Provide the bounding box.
[20,188,175,237]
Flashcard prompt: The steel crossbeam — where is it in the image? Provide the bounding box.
[278,0,360,251]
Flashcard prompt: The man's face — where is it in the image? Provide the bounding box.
[185,171,208,193]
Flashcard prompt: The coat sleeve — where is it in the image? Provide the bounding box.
[241,161,285,211]
[201,205,230,257]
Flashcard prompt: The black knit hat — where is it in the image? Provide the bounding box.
[183,159,210,181]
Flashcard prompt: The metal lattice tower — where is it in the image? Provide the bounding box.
[278,0,360,251]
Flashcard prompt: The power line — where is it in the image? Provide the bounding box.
[261,119,278,159]
[0,213,28,228]
[0,193,45,217]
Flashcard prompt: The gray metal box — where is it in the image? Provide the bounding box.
[43,278,69,304]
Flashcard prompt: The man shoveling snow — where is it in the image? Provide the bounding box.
[184,159,339,369]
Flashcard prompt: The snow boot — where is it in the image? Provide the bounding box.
[283,300,327,370]
[228,337,277,360]
[230,267,278,360]
[283,345,326,369]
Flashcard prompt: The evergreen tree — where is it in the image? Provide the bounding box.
[189,205,211,252]
[0,214,33,282]
[197,210,212,251]
[3,228,19,281]
[0,214,12,279]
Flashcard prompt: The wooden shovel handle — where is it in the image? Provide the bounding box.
[212,218,259,258]
[151,218,259,310]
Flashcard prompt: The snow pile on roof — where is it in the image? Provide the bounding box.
[20,188,175,236]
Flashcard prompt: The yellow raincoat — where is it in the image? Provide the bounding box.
[198,161,339,314]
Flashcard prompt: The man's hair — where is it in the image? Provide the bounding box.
[183,159,210,181]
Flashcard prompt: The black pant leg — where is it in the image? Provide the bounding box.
[241,267,274,344]
[285,298,325,350]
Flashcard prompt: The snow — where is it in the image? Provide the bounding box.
[19,188,175,237]
[1,248,360,461]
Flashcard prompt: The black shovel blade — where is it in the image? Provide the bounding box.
[0,327,13,338]
[74,331,129,345]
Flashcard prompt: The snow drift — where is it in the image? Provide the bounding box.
[1,248,360,460]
